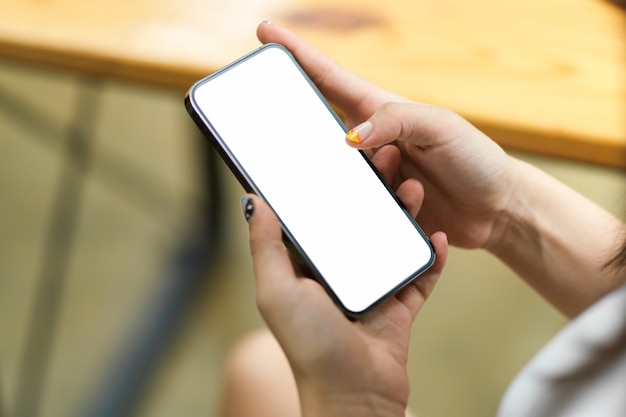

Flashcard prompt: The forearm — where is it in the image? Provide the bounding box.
[487,158,625,317]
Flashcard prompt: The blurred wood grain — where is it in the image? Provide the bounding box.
[0,0,623,164]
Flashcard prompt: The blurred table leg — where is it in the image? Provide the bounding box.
[14,78,102,417]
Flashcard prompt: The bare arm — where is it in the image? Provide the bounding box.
[487,157,625,317]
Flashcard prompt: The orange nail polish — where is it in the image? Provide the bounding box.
[345,121,372,144]
[346,129,361,144]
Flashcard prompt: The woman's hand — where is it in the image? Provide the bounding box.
[256,22,626,316]
[257,22,520,251]
[244,194,448,417]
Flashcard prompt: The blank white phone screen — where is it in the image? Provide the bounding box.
[188,44,434,315]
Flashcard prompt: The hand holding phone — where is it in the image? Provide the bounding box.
[185,44,435,317]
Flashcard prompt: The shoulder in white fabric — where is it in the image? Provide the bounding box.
[497,284,626,417]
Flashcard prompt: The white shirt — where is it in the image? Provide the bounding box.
[497,284,626,417]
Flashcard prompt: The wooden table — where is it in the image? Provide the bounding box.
[1,0,624,167]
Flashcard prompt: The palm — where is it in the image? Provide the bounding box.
[273,271,432,411]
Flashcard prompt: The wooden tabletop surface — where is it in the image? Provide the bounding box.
[0,0,624,167]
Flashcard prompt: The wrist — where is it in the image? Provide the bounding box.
[483,157,530,256]
[297,377,407,417]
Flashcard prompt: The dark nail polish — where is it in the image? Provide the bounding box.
[241,197,254,221]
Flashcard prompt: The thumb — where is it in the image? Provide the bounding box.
[345,102,467,150]
[241,195,297,309]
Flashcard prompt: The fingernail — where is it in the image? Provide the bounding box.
[241,196,254,221]
[346,121,373,144]
[261,19,273,25]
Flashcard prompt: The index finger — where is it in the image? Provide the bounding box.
[256,22,400,125]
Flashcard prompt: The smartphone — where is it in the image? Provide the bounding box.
[185,43,435,317]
